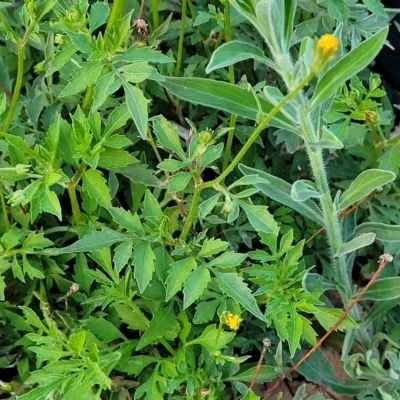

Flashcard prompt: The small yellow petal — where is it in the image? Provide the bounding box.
[222,312,243,330]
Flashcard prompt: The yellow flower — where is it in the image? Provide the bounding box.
[317,34,339,57]
[311,34,339,74]
[222,312,243,330]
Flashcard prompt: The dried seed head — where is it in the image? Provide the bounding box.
[379,254,393,263]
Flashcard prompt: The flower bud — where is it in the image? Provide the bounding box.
[311,34,339,74]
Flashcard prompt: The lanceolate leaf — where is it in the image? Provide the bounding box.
[239,164,324,226]
[133,241,155,293]
[212,269,266,321]
[161,77,295,131]
[121,80,149,140]
[335,232,376,257]
[355,222,400,243]
[206,40,276,73]
[364,277,400,301]
[311,27,388,108]
[338,169,395,211]
[165,257,197,301]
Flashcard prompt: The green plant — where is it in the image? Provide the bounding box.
[1,0,400,399]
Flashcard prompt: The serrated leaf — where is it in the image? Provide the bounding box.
[209,251,247,268]
[121,80,149,140]
[98,148,137,168]
[136,307,175,350]
[183,265,210,309]
[108,207,144,233]
[238,201,278,234]
[213,269,266,321]
[59,62,104,97]
[82,169,112,208]
[199,238,229,257]
[88,1,110,32]
[186,324,235,352]
[58,227,129,253]
[143,189,164,229]
[165,257,196,301]
[287,305,302,357]
[133,241,155,293]
[46,43,78,77]
[113,241,133,273]
[167,172,192,193]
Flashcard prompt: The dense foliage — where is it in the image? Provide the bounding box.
[1,0,400,399]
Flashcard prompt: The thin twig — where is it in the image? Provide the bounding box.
[249,338,271,390]
[263,253,393,396]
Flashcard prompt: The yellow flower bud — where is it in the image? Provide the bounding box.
[363,109,379,124]
[311,34,339,74]
[54,34,64,45]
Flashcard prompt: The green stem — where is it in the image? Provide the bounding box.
[81,85,94,115]
[0,185,10,231]
[67,182,82,224]
[67,161,87,225]
[221,2,236,173]
[159,338,175,356]
[151,0,159,30]
[2,46,24,132]
[105,0,125,35]
[175,0,187,76]
[180,73,315,241]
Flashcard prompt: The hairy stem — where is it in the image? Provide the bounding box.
[0,185,10,231]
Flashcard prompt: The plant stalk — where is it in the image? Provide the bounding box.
[180,73,315,241]
[175,0,187,76]
[151,0,159,30]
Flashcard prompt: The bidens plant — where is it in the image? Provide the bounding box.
[1,0,400,399]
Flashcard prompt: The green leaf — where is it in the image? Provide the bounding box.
[121,81,149,140]
[308,126,344,149]
[133,241,155,293]
[82,169,112,208]
[103,103,131,138]
[65,31,96,53]
[336,232,375,256]
[113,241,133,273]
[108,207,144,234]
[167,172,192,193]
[153,246,173,283]
[46,43,78,77]
[237,201,278,234]
[213,269,266,321]
[314,308,358,332]
[183,265,211,309]
[58,227,129,253]
[88,1,110,32]
[98,148,137,168]
[194,298,222,324]
[199,238,229,257]
[364,277,400,301]
[161,77,295,131]
[152,115,187,159]
[206,40,275,73]
[311,27,388,108]
[325,0,349,22]
[39,189,62,220]
[239,164,324,225]
[338,169,395,211]
[362,0,386,16]
[242,389,260,400]
[158,158,187,171]
[209,251,247,268]
[114,303,149,331]
[114,45,175,64]
[355,222,400,243]
[378,145,400,174]
[165,257,196,301]
[113,164,162,188]
[291,180,322,202]
[143,189,164,229]
[287,305,302,357]
[186,324,235,352]
[59,62,104,97]
[83,316,125,342]
[136,307,175,350]
[20,306,49,332]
